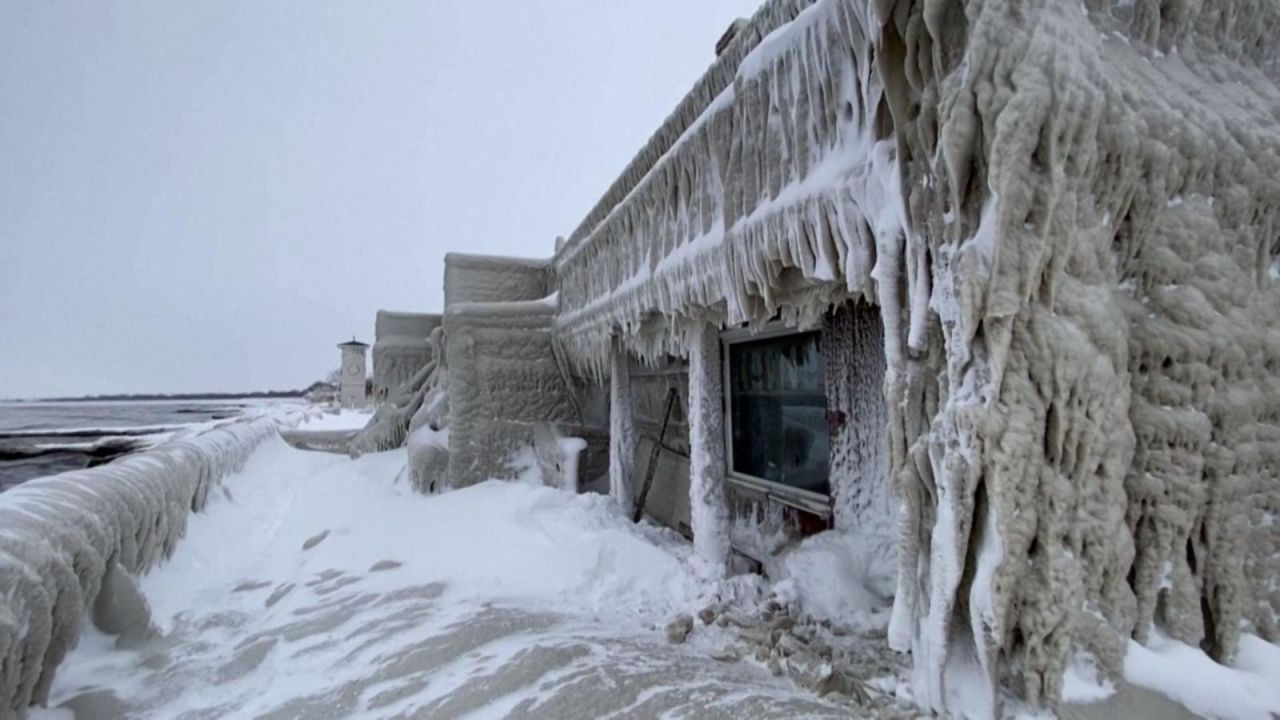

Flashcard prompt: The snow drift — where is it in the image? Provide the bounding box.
[0,409,304,716]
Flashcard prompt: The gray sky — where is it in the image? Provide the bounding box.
[0,1,759,398]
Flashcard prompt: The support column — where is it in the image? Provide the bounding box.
[608,339,636,516]
[688,322,730,575]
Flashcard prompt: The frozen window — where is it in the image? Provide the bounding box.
[726,331,829,496]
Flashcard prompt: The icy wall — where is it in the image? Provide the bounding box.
[822,301,892,566]
[372,310,440,400]
[352,327,446,457]
[443,253,551,305]
[547,0,1279,713]
[444,299,582,488]
[879,0,1280,712]
[0,413,298,716]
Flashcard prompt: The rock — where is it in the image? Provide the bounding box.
[817,671,870,704]
[736,627,770,646]
[770,615,795,632]
[785,649,830,690]
[768,657,783,677]
[809,637,832,659]
[720,610,759,629]
[665,613,694,644]
[710,645,741,663]
[776,632,809,657]
[698,605,719,625]
[754,645,771,662]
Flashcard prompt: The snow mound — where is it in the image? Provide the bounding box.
[767,530,895,630]
[1123,630,1280,720]
[41,439,856,718]
[0,409,303,716]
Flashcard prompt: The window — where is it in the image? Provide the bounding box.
[725,329,829,499]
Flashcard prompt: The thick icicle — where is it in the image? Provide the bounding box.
[687,322,731,576]
[608,340,637,516]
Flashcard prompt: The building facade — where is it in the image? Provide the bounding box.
[371,310,440,402]
[391,0,1280,714]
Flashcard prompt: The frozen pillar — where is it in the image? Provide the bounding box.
[687,322,730,576]
[608,339,636,516]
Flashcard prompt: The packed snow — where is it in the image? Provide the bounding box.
[8,416,1278,719]
[295,407,376,432]
[36,437,858,718]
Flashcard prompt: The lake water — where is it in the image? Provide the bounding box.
[0,400,262,491]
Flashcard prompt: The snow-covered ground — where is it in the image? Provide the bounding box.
[36,437,862,718]
[26,424,1280,719]
[294,407,377,432]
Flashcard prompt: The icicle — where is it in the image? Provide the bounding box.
[608,339,637,516]
[687,322,731,576]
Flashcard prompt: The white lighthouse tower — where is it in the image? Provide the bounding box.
[337,338,369,409]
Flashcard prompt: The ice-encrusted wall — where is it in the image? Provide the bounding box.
[372,310,440,400]
[822,300,891,559]
[542,0,1279,713]
[0,412,301,716]
[879,0,1280,712]
[444,253,551,306]
[444,299,581,488]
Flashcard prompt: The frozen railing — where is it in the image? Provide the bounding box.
[552,0,899,371]
[0,409,306,716]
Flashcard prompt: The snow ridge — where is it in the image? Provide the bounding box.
[0,409,305,715]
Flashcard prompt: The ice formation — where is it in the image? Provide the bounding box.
[350,327,446,457]
[880,0,1280,713]
[686,323,732,575]
[608,341,637,514]
[541,0,1280,713]
[0,411,303,715]
[370,310,440,401]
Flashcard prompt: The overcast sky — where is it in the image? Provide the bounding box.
[0,1,759,398]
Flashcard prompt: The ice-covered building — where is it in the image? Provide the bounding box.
[375,0,1280,714]
[371,310,440,402]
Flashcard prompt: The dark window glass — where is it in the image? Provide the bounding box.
[727,331,829,495]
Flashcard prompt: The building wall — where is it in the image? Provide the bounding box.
[423,0,1280,711]
[372,310,440,400]
[444,253,551,305]
[443,300,579,488]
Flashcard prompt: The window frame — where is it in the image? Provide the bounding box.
[720,322,832,518]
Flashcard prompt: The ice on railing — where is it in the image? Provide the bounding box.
[351,327,447,457]
[0,409,305,715]
[554,0,900,377]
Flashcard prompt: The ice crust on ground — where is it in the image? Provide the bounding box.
[541,0,1279,713]
[0,408,306,716]
[39,439,869,719]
